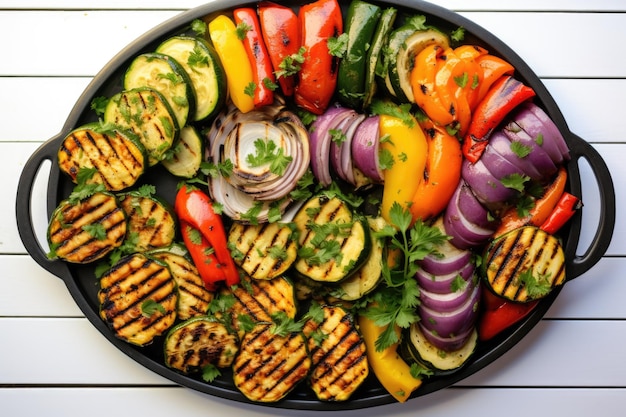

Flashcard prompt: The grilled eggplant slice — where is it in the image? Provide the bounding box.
[483,226,566,302]
[216,275,297,336]
[233,323,312,403]
[57,123,147,191]
[228,221,298,280]
[47,192,126,263]
[98,253,178,346]
[164,317,238,373]
[150,249,213,320]
[293,195,371,284]
[302,305,369,401]
[118,192,176,252]
[104,87,178,166]
[161,125,203,178]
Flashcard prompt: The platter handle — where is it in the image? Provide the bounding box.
[563,133,615,280]
[16,134,70,279]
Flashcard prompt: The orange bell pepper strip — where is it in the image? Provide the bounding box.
[175,185,240,287]
[233,7,276,108]
[409,120,462,222]
[494,166,568,237]
[454,45,488,111]
[475,54,515,103]
[411,44,454,126]
[434,47,463,126]
[258,1,301,98]
[294,0,343,114]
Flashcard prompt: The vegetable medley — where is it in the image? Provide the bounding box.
[46,0,582,405]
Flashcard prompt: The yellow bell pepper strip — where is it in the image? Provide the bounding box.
[411,44,454,126]
[294,0,343,115]
[475,54,515,104]
[208,15,255,113]
[410,120,462,222]
[377,112,428,224]
[358,314,422,403]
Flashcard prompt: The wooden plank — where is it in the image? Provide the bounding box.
[0,11,625,77]
[1,387,625,417]
[3,78,626,145]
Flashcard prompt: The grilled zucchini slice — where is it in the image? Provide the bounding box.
[47,192,127,264]
[124,52,195,129]
[150,249,213,320]
[302,305,369,401]
[57,123,147,191]
[161,125,203,178]
[104,87,178,166]
[483,226,566,302]
[216,275,297,336]
[98,253,178,346]
[118,191,176,252]
[293,195,371,284]
[164,317,238,373]
[156,36,226,121]
[228,222,298,280]
[233,323,312,403]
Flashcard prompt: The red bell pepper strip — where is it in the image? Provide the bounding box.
[478,287,539,341]
[233,7,276,108]
[175,185,239,287]
[258,1,301,98]
[463,75,536,163]
[540,192,582,234]
[294,0,343,114]
[180,220,224,291]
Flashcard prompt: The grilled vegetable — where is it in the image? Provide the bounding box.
[233,322,311,402]
[103,87,178,166]
[161,125,203,178]
[150,248,213,320]
[164,317,238,373]
[483,226,566,302]
[302,305,369,401]
[124,52,195,129]
[216,275,297,336]
[98,253,178,346]
[401,323,478,375]
[57,123,147,191]
[156,36,226,121]
[293,195,371,284]
[228,221,298,280]
[118,191,176,252]
[47,192,127,263]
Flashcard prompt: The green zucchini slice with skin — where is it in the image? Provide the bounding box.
[57,123,147,191]
[118,192,176,252]
[164,317,238,373]
[233,322,312,403]
[335,217,385,301]
[47,192,127,264]
[228,221,298,280]
[293,195,371,284]
[401,323,478,375]
[215,275,297,337]
[124,52,195,129]
[302,305,369,402]
[337,0,382,109]
[161,125,203,178]
[156,36,226,122]
[150,249,213,320]
[98,253,178,347]
[385,26,450,103]
[483,226,566,303]
[104,87,178,166]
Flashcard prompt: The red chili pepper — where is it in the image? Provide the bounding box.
[478,287,539,341]
[294,0,343,114]
[234,7,276,108]
[180,220,224,291]
[258,1,301,98]
[175,185,239,287]
[539,192,582,234]
[463,75,536,163]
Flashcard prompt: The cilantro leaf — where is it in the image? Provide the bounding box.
[327,33,349,57]
[141,299,166,318]
[245,138,293,176]
[201,364,221,383]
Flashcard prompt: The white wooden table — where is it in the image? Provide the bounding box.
[2,1,625,416]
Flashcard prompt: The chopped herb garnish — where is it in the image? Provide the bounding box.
[141,299,166,318]
[276,46,306,78]
[327,33,349,57]
[246,138,293,176]
[201,364,221,383]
